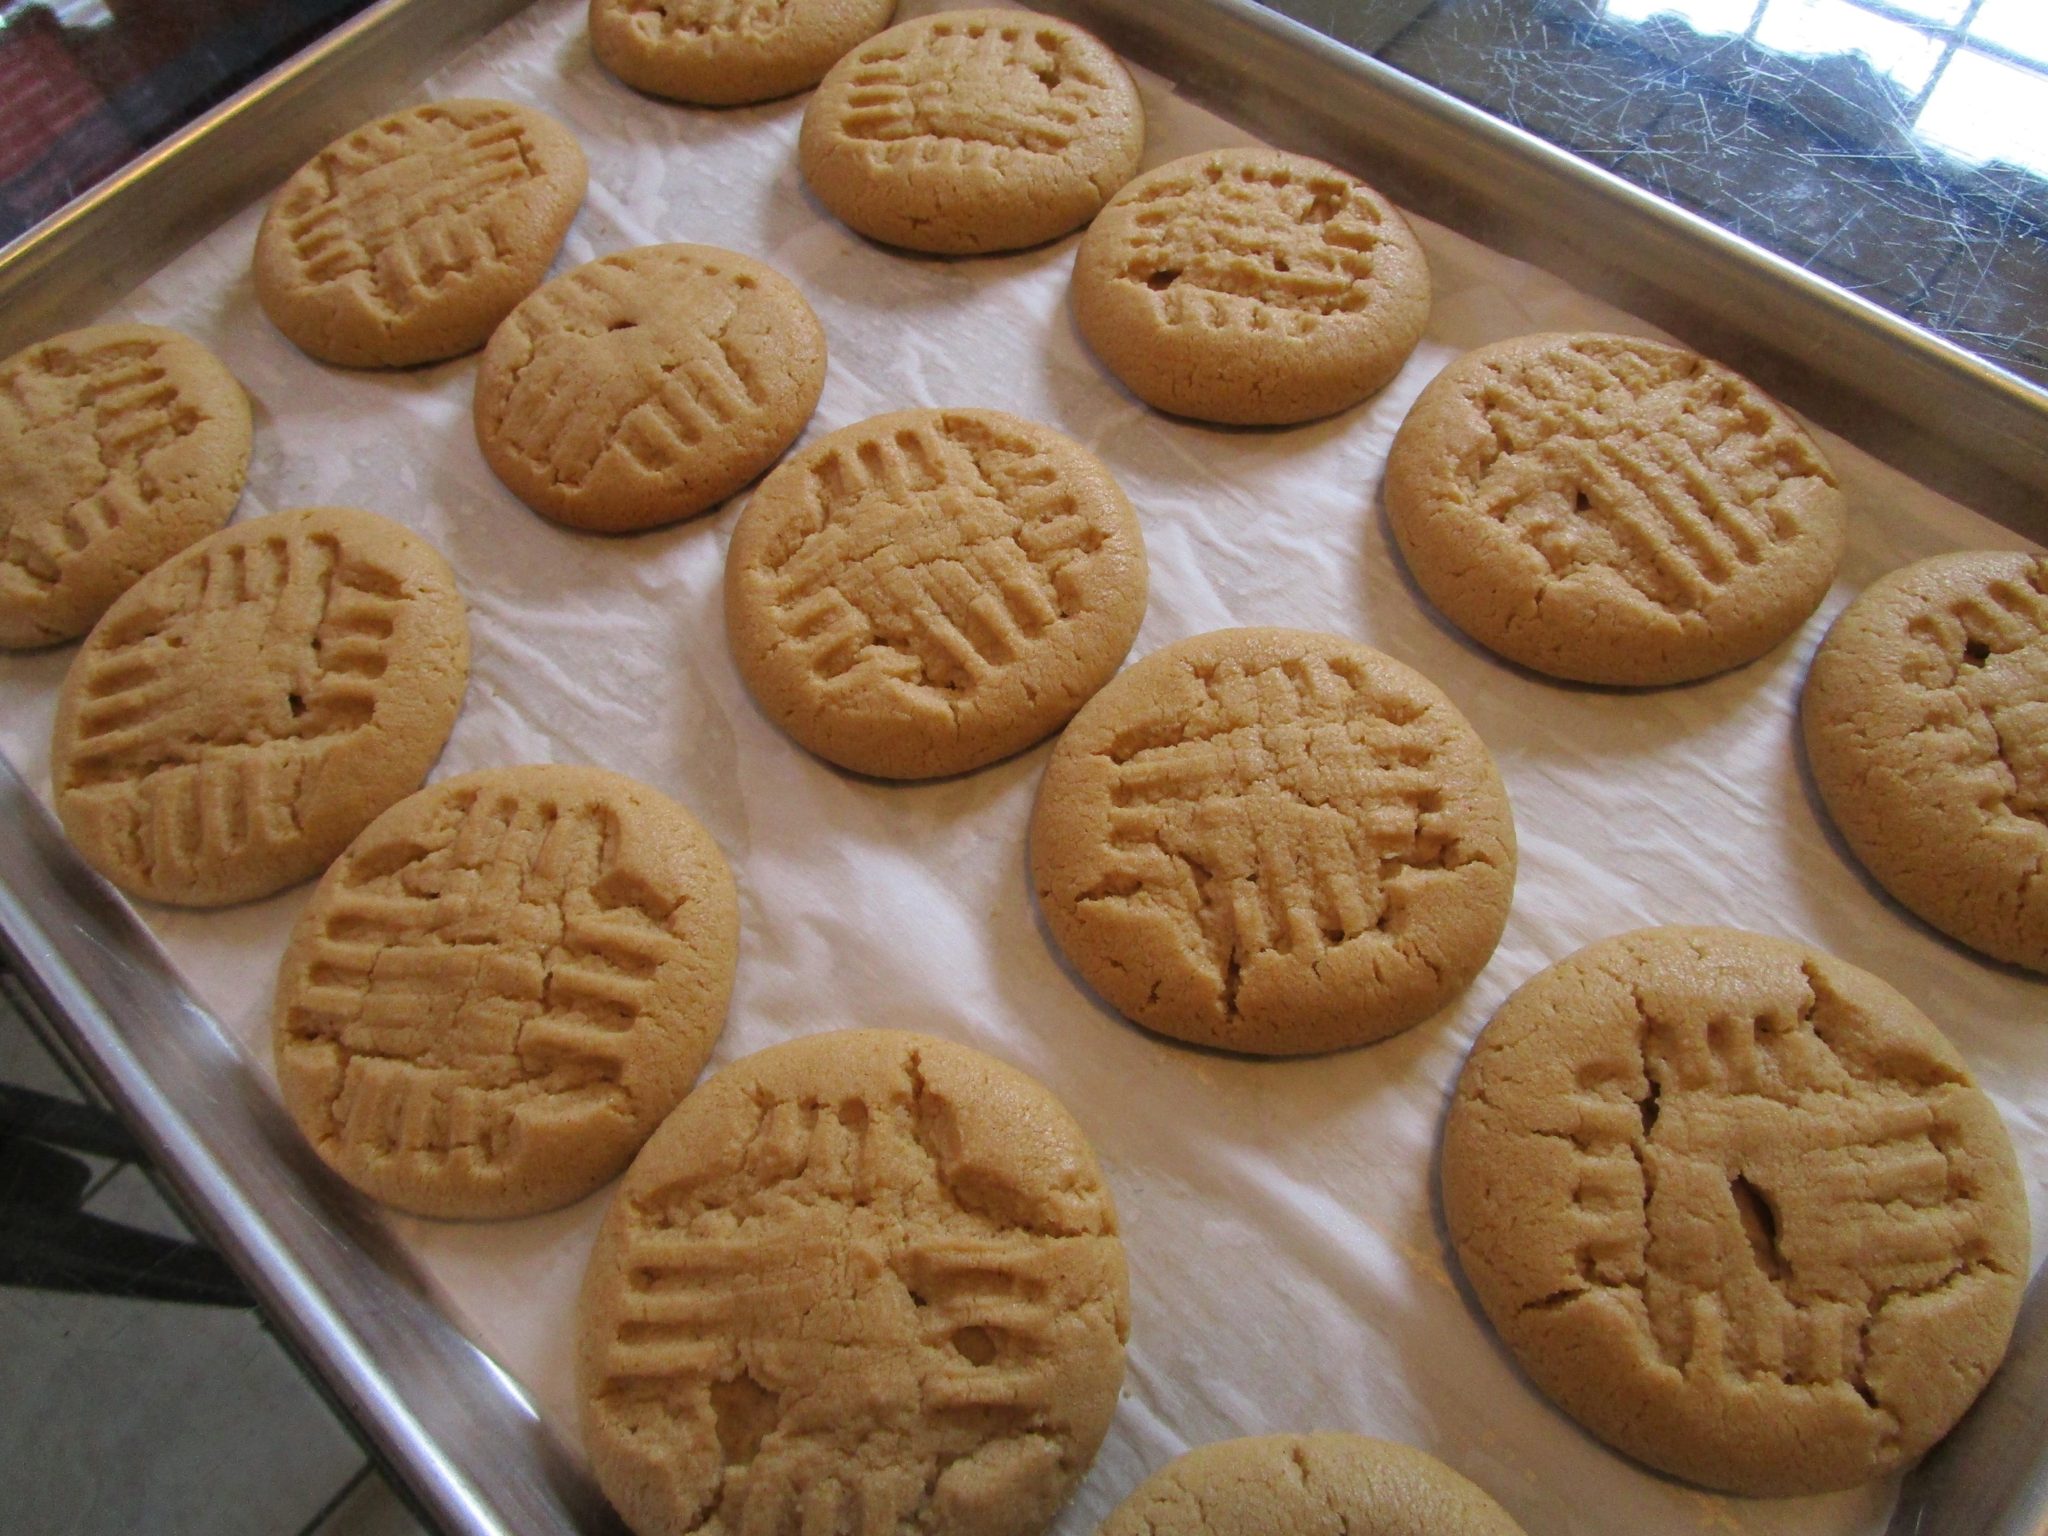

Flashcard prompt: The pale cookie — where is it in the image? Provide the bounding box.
[1,324,251,649]
[1803,551,2048,971]
[1442,926,2028,1496]
[254,99,587,368]
[577,1029,1128,1536]
[1071,148,1430,426]
[1098,1435,1529,1536]
[726,408,1146,778]
[799,9,1143,255]
[1386,332,1846,685]
[590,0,898,106]
[51,507,468,907]
[474,243,827,532]
[1032,628,1516,1055]
[274,765,738,1219]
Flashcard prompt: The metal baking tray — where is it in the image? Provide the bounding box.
[1,3,2043,1536]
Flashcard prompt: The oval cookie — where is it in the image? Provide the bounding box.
[474,243,827,532]
[1099,1435,1528,1536]
[1442,926,2028,1496]
[725,408,1146,779]
[1032,628,1516,1054]
[254,99,588,368]
[577,1029,1129,1536]
[1803,551,2048,971]
[1071,148,1430,425]
[1,324,251,649]
[1385,332,1846,685]
[52,507,469,907]
[274,765,739,1219]
[799,9,1144,254]
[590,0,898,106]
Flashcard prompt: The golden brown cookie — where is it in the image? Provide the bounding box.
[1032,628,1516,1054]
[1386,332,1846,685]
[590,0,898,106]
[1442,926,2028,1496]
[798,9,1143,255]
[474,243,827,532]
[51,507,468,907]
[725,408,1146,778]
[1098,1435,1528,1536]
[1802,551,2048,970]
[577,1029,1128,1536]
[254,99,587,368]
[1071,148,1430,426]
[0,324,251,650]
[273,765,738,1219]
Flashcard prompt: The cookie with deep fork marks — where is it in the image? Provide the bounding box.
[1442,926,2027,1495]
[725,408,1147,778]
[577,1029,1129,1536]
[274,765,739,1219]
[799,9,1144,254]
[0,324,251,649]
[1071,147,1431,425]
[254,99,587,368]
[1031,628,1516,1054]
[1385,332,1846,685]
[51,506,468,906]
[474,243,827,532]
[589,0,899,105]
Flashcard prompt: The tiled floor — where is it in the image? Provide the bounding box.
[0,971,431,1536]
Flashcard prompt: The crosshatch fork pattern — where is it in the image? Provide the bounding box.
[279,788,688,1166]
[1,335,200,588]
[1459,338,1836,616]
[1080,653,1464,1009]
[760,415,1112,695]
[273,104,544,316]
[619,0,795,38]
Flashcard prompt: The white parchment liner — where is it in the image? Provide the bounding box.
[2,2,2042,1531]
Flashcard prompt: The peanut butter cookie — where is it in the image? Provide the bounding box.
[590,0,898,105]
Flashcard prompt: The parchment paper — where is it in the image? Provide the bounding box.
[2,2,2043,1531]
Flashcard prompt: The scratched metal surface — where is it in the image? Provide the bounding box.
[1258,0,2048,393]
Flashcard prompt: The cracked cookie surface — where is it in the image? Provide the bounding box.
[577,1029,1128,1536]
[1803,551,2048,972]
[254,99,587,368]
[590,0,898,105]
[1071,148,1430,425]
[274,765,738,1219]
[1386,332,1845,685]
[798,9,1143,254]
[474,243,826,532]
[1441,926,2027,1496]
[1096,1434,1528,1536]
[1031,628,1515,1054]
[1,324,251,649]
[725,408,1145,778]
[51,506,468,906]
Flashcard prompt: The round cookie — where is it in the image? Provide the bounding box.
[274,765,738,1220]
[1032,628,1516,1054]
[1802,551,2048,971]
[474,243,826,532]
[1,324,251,649]
[577,1029,1129,1536]
[1385,332,1846,686]
[1071,148,1430,426]
[254,99,587,368]
[798,9,1143,255]
[590,0,898,106]
[1441,926,2028,1496]
[725,408,1146,778]
[1098,1435,1528,1536]
[51,507,468,907]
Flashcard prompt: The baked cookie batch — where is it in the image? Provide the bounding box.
[3,0,2039,1530]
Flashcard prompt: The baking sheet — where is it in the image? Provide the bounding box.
[2,1,2044,1531]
